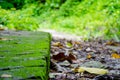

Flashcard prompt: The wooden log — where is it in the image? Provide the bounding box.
[0,30,51,80]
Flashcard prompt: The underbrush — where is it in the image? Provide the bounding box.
[0,0,120,41]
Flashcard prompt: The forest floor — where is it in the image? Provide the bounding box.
[49,31,120,80]
[1,29,120,80]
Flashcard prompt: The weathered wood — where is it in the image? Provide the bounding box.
[0,30,51,80]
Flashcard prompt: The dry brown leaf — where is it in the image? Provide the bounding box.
[52,52,77,63]
[111,53,120,59]
[67,53,77,63]
[52,52,66,61]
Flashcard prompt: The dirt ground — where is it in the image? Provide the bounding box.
[49,34,120,80]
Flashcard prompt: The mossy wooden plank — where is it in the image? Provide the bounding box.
[0,30,51,80]
[0,67,46,80]
[0,59,46,68]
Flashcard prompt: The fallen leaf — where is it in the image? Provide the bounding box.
[67,53,77,63]
[1,74,12,78]
[111,53,120,59]
[52,52,66,61]
[52,52,77,63]
[73,67,108,75]
[87,54,92,59]
[52,42,63,48]
[106,41,119,46]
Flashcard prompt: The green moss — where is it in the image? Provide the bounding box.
[0,30,51,80]
[0,67,46,80]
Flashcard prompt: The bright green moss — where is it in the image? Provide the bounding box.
[0,30,51,80]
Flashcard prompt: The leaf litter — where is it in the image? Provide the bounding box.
[50,37,120,80]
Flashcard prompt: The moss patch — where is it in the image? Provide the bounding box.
[0,30,51,80]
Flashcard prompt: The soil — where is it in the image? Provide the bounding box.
[49,32,120,80]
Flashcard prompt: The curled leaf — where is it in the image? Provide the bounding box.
[52,52,66,61]
[52,52,76,63]
[73,67,108,75]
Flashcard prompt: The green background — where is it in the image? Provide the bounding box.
[0,0,120,41]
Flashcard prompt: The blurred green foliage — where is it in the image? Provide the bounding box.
[0,0,120,41]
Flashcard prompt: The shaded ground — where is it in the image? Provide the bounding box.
[49,36,120,80]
